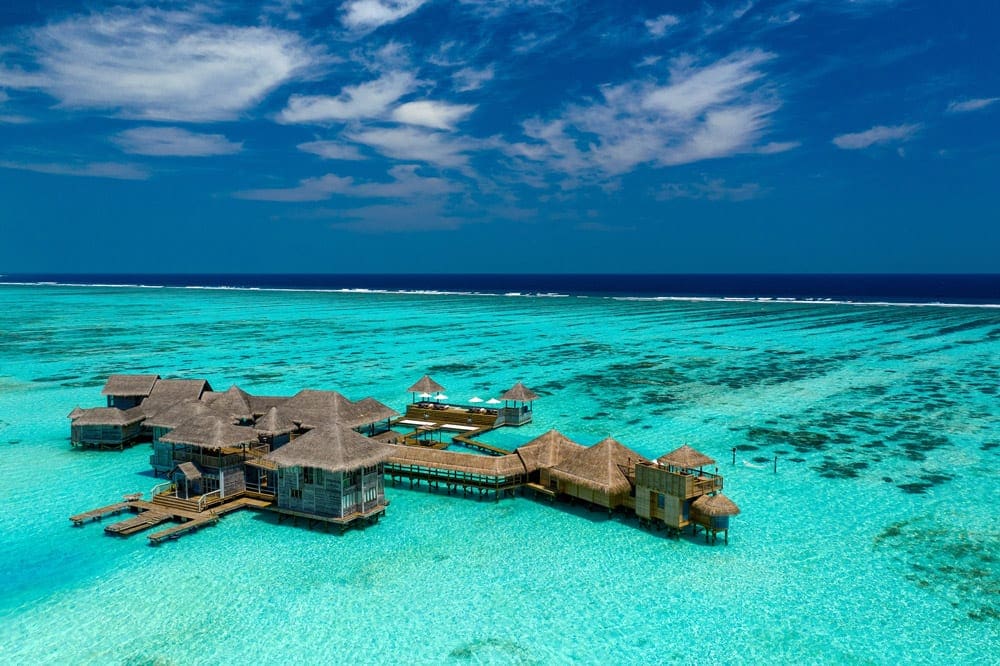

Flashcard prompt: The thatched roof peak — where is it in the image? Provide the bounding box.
[254,406,296,435]
[159,414,258,450]
[144,399,214,429]
[515,429,584,473]
[101,374,159,397]
[501,381,538,402]
[691,493,740,517]
[203,385,254,421]
[267,427,394,474]
[67,406,84,420]
[550,436,648,494]
[407,375,445,394]
[142,379,212,417]
[658,444,716,469]
[174,461,202,481]
[353,397,400,423]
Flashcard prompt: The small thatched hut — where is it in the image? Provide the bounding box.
[690,492,741,544]
[267,426,395,523]
[70,407,146,449]
[202,385,255,424]
[498,381,539,426]
[253,406,297,449]
[548,437,649,510]
[101,374,159,409]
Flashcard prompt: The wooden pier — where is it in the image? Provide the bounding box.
[70,494,273,545]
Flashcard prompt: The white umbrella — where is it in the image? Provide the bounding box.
[468,396,484,403]
[435,393,449,401]
[485,398,502,405]
[420,392,432,399]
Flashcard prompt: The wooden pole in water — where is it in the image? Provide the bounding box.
[773,455,777,474]
[732,447,736,464]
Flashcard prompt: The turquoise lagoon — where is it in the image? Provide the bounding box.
[0,284,997,664]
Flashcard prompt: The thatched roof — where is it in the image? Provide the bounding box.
[101,374,159,396]
[407,375,445,394]
[159,414,258,450]
[353,397,400,424]
[67,406,84,420]
[247,395,290,416]
[203,385,254,422]
[691,493,741,517]
[386,445,527,478]
[143,399,214,429]
[174,461,202,481]
[658,444,716,469]
[141,378,213,419]
[549,437,648,495]
[254,406,296,436]
[267,427,395,473]
[71,406,146,426]
[515,430,585,473]
[501,381,539,402]
[277,389,354,429]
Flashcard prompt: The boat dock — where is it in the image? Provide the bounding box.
[70,494,272,545]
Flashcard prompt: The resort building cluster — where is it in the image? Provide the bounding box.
[69,374,740,544]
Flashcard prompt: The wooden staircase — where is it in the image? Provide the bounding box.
[152,492,223,513]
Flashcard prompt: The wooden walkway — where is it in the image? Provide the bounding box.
[451,434,510,456]
[70,502,130,526]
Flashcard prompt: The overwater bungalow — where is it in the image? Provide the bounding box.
[102,374,159,409]
[266,426,394,527]
[634,444,728,536]
[158,414,260,500]
[70,406,145,449]
[548,437,649,510]
[145,399,215,475]
[497,381,538,426]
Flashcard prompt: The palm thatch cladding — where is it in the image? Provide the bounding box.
[407,375,445,394]
[267,426,394,474]
[253,406,296,436]
[353,397,400,424]
[175,461,202,480]
[501,381,539,402]
[515,429,584,474]
[141,378,213,417]
[658,444,716,469]
[159,414,258,450]
[277,389,395,430]
[67,406,84,420]
[691,493,741,517]
[550,437,649,507]
[101,374,159,397]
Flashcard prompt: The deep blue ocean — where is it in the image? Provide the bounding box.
[3,273,1000,304]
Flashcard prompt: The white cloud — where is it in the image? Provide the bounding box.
[347,126,474,166]
[113,127,242,157]
[946,97,998,114]
[298,140,366,160]
[0,159,148,180]
[832,123,921,149]
[768,11,800,25]
[0,8,318,122]
[453,66,494,92]
[756,140,799,154]
[278,71,416,123]
[508,50,782,178]
[342,0,429,30]
[645,14,680,37]
[391,100,476,129]
[235,164,456,202]
[656,178,763,201]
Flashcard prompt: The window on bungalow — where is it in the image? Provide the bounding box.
[303,467,314,484]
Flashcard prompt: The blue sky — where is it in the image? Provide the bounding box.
[0,0,997,273]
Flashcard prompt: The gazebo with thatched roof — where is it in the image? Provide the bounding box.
[407,375,445,403]
[514,430,585,487]
[497,381,539,426]
[266,426,395,525]
[657,444,716,471]
[690,492,741,544]
[548,437,649,510]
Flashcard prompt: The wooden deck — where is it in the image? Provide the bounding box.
[266,503,386,532]
[71,493,274,545]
